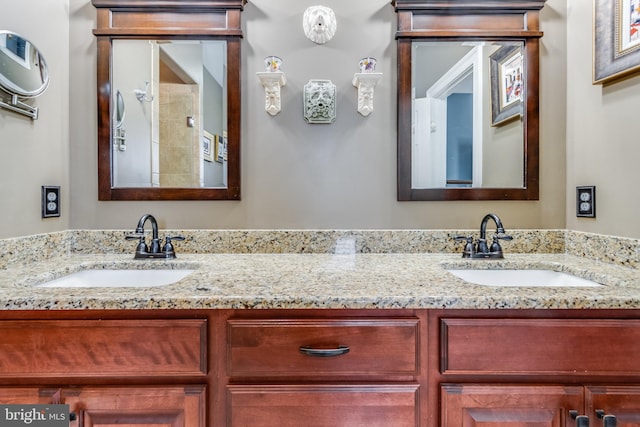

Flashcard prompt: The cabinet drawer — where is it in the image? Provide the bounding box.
[228,318,419,377]
[441,318,640,376]
[228,384,419,427]
[0,319,207,378]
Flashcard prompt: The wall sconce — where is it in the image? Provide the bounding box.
[257,56,286,116]
[352,58,382,117]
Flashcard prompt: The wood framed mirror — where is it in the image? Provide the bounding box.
[92,0,245,200]
[393,0,546,201]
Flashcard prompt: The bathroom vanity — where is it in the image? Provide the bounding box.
[3,307,640,426]
[1,233,639,427]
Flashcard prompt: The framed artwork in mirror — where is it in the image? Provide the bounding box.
[490,45,523,126]
[216,134,224,163]
[594,0,640,84]
[203,130,214,162]
[223,131,228,161]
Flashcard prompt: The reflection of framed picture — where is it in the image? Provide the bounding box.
[490,45,523,126]
[202,130,214,162]
[594,0,640,84]
[215,134,223,163]
[222,131,228,161]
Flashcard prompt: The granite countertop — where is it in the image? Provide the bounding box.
[2,252,639,310]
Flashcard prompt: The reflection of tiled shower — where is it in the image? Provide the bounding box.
[151,44,160,187]
[158,83,200,187]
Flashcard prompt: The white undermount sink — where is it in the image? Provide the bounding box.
[446,269,603,287]
[36,269,195,288]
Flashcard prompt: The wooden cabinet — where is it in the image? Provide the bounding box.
[226,315,422,427]
[227,317,419,377]
[3,309,640,426]
[0,318,208,427]
[0,319,207,379]
[0,386,205,427]
[436,314,640,427]
[441,384,584,426]
[440,318,640,377]
[228,384,419,427]
[63,386,205,427]
[441,384,640,427]
[586,386,640,426]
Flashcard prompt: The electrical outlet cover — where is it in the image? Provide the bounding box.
[576,186,595,218]
[42,186,60,218]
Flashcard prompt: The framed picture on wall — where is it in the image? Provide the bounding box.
[490,44,523,126]
[594,0,640,84]
[202,130,214,162]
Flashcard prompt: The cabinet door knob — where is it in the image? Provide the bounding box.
[299,345,350,357]
[570,410,589,427]
[596,410,617,427]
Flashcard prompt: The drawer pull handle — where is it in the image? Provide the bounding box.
[299,345,350,357]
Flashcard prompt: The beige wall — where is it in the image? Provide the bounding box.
[566,1,640,239]
[1,0,584,238]
[0,0,69,238]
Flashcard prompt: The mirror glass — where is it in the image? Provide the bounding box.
[111,39,227,189]
[0,30,49,98]
[411,40,524,189]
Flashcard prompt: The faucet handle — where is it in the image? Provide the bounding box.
[164,235,185,246]
[454,235,475,257]
[125,233,148,253]
[490,234,513,253]
[162,235,185,257]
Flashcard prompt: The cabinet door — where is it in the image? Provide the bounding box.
[64,386,205,427]
[441,384,584,427]
[587,386,640,427]
[228,384,419,427]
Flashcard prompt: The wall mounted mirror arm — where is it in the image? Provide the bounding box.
[0,95,39,120]
[393,0,546,201]
[92,0,246,201]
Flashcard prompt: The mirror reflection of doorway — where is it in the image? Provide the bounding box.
[412,43,487,189]
[446,92,473,187]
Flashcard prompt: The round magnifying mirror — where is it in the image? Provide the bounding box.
[114,89,125,129]
[0,30,49,98]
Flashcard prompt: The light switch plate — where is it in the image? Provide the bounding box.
[576,186,595,218]
[42,186,60,218]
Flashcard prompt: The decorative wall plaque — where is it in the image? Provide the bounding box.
[303,79,336,124]
[303,5,337,45]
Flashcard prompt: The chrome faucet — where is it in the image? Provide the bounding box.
[125,214,184,259]
[454,213,513,259]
